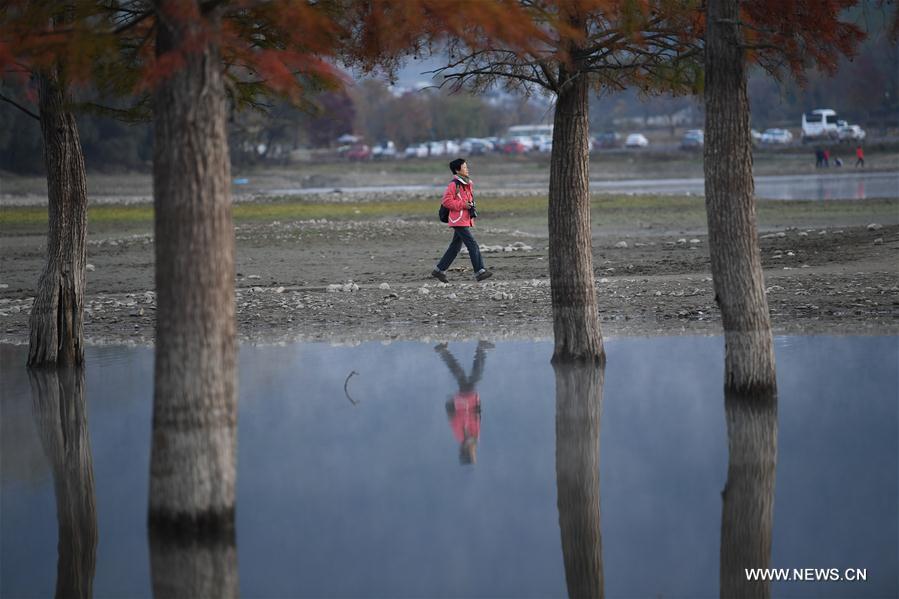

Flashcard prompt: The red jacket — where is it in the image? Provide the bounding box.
[448,392,481,443]
[442,177,475,227]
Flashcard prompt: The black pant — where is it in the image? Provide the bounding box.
[437,227,484,273]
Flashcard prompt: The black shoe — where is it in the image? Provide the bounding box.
[431,269,449,283]
[476,269,493,282]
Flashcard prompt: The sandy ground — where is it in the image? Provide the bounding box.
[1,200,897,346]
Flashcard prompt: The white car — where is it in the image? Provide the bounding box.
[837,124,866,142]
[371,141,396,159]
[760,128,793,145]
[625,133,649,148]
[403,144,428,158]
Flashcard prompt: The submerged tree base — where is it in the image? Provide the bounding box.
[149,517,238,598]
[148,507,236,539]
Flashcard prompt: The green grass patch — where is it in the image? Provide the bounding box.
[2,194,896,235]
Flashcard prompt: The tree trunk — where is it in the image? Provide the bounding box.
[29,367,97,599]
[27,69,88,367]
[703,0,777,394]
[149,0,237,533]
[720,391,778,599]
[149,528,239,599]
[548,65,604,364]
[554,363,604,599]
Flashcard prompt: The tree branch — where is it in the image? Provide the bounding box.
[113,10,153,35]
[0,93,40,121]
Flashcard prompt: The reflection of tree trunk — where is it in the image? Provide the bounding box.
[149,0,237,531]
[554,363,604,599]
[704,0,776,393]
[28,66,88,367]
[149,528,239,599]
[28,367,97,599]
[720,391,778,599]
[548,15,604,364]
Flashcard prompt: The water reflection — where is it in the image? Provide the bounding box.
[720,392,778,599]
[436,341,492,465]
[148,528,238,599]
[28,367,98,599]
[554,363,605,599]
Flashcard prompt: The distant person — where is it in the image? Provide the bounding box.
[823,147,831,167]
[815,147,824,168]
[855,145,865,168]
[431,158,493,283]
[436,341,493,465]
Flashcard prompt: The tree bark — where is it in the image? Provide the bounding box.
[554,363,604,599]
[149,0,237,533]
[720,391,778,599]
[27,69,88,367]
[29,367,97,599]
[149,528,239,599]
[703,0,777,394]
[548,61,604,364]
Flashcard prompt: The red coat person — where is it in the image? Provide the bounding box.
[441,177,475,227]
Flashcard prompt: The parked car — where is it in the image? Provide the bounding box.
[509,136,535,151]
[403,144,428,159]
[371,141,396,159]
[837,123,866,142]
[801,108,839,142]
[345,144,371,160]
[625,133,649,148]
[680,129,704,150]
[594,131,621,148]
[460,138,493,154]
[501,139,529,155]
[760,128,793,145]
[531,135,552,152]
[467,139,493,155]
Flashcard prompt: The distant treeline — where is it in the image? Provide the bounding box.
[2,32,894,175]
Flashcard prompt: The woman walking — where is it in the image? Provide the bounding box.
[431,158,493,283]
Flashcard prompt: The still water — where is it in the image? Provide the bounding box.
[1,336,896,598]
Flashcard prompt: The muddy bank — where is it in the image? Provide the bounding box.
[1,215,896,348]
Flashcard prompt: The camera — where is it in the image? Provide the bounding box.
[469,203,478,219]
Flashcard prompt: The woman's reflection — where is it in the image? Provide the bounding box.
[554,363,605,599]
[435,341,492,465]
[149,528,238,599]
[720,391,778,599]
[28,367,97,599]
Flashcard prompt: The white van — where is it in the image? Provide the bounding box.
[801,108,839,142]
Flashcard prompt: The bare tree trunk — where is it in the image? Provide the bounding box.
[554,363,604,599]
[27,69,88,367]
[29,367,97,599]
[548,62,604,364]
[149,0,237,533]
[149,528,239,599]
[704,0,777,394]
[720,391,778,599]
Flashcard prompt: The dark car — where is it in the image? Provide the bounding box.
[594,131,621,148]
[680,129,704,150]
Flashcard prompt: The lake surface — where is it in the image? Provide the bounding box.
[1,336,896,598]
[263,171,899,201]
[3,171,896,206]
